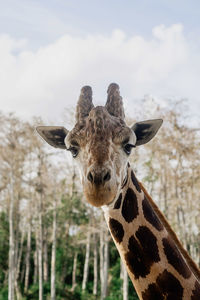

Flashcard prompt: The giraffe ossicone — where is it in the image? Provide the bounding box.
[36,83,200,300]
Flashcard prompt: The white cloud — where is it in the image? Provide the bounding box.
[0,24,200,125]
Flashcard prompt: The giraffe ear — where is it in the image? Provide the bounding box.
[36,126,69,149]
[131,119,163,146]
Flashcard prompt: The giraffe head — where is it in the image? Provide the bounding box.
[36,83,162,207]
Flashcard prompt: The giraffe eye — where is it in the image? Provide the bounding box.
[123,143,135,155]
[67,146,79,158]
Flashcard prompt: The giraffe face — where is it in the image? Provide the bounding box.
[65,106,136,207]
[36,84,162,207]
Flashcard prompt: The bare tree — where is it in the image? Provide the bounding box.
[8,169,15,300]
[82,231,91,291]
[93,233,98,296]
[51,193,57,300]
[102,229,109,298]
[24,220,32,292]
[71,251,78,292]
[99,214,110,300]
[43,227,48,282]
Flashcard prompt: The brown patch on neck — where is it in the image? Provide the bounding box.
[140,182,200,282]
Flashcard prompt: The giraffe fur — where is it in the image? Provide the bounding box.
[103,164,200,299]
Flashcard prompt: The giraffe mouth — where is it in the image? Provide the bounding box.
[83,183,117,207]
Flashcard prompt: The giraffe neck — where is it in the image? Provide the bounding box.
[102,165,200,300]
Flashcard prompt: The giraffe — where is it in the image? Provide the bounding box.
[36,83,200,299]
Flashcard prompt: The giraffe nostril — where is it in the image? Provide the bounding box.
[87,172,93,183]
[103,171,111,182]
[87,169,111,185]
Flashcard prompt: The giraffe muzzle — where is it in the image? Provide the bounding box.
[87,169,111,185]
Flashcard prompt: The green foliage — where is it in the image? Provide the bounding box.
[25,282,78,300]
[0,212,9,290]
[72,285,95,300]
[107,254,123,299]
[0,286,8,300]
[26,282,50,299]
[107,245,139,300]
[60,192,89,226]
[128,281,139,300]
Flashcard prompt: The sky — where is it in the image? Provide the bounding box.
[0,0,200,126]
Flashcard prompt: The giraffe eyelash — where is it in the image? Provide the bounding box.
[67,146,79,158]
[123,143,135,155]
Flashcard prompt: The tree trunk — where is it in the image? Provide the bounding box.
[93,234,98,296]
[82,231,91,291]
[8,171,15,300]
[24,222,32,292]
[14,280,21,300]
[15,229,25,299]
[43,228,48,282]
[102,230,109,299]
[38,193,43,300]
[100,215,109,300]
[16,229,25,281]
[100,215,104,299]
[120,259,124,281]
[71,251,78,292]
[14,228,19,274]
[51,196,57,300]
[33,243,38,284]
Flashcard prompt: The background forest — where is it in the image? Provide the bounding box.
[0,100,200,300]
